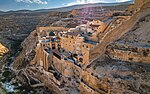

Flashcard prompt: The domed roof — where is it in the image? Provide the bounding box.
[49,31,55,36]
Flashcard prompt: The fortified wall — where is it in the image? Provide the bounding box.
[34,48,111,94]
[31,24,112,94]
[106,43,150,63]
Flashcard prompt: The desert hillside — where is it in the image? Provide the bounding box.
[0,0,150,94]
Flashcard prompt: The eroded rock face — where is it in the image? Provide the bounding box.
[106,15,150,63]
[134,0,144,9]
[125,0,150,15]
[134,0,150,9]
[103,1,150,93]
[10,1,150,94]
[13,30,37,69]
[91,58,150,94]
[0,43,8,56]
[118,15,150,46]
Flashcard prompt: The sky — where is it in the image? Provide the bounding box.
[0,0,133,11]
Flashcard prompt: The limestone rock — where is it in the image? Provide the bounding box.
[0,43,9,56]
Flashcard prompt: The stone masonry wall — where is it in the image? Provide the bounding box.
[106,48,150,63]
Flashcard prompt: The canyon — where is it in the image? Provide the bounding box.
[0,0,150,94]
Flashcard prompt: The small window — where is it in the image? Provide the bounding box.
[79,58,83,62]
[86,46,88,48]
[147,49,149,52]
[129,58,133,61]
[71,36,74,39]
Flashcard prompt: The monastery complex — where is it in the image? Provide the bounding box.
[28,0,150,93]
[31,20,112,94]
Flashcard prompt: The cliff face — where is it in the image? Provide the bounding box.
[116,15,150,47]
[10,1,150,94]
[105,0,150,63]
[89,1,150,93]
[13,30,37,69]
[90,0,150,58]
[134,0,150,9]
[99,1,150,93]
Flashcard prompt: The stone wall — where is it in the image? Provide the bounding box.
[107,48,150,63]
[81,70,109,94]
[106,43,150,63]
[53,56,81,77]
[60,34,95,65]
[33,45,52,71]
[37,26,69,32]
[33,37,111,94]
[79,81,99,94]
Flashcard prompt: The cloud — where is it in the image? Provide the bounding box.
[116,0,130,2]
[65,0,131,6]
[65,0,105,6]
[15,0,48,4]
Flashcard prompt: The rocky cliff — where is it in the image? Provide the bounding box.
[90,0,150,59]
[9,0,150,94]
[13,30,37,69]
[105,0,150,63]
[88,0,150,93]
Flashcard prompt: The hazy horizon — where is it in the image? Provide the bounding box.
[0,0,133,11]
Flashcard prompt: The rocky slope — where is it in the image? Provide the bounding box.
[0,11,68,94]
[13,30,37,69]
[0,11,68,69]
[89,57,150,94]
[95,0,150,93]
[88,0,150,93]
[90,0,150,59]
[1,0,150,94]
[115,14,150,46]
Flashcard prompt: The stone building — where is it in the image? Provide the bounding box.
[33,20,109,69]
[32,21,110,94]
[60,30,97,65]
